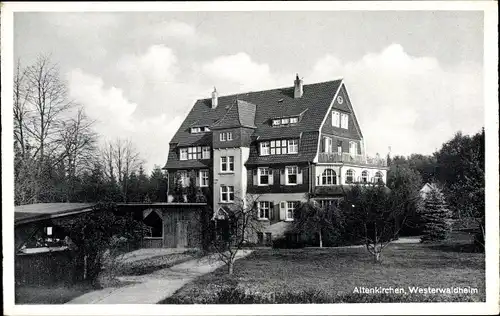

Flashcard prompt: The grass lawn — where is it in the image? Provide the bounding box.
[163,234,485,303]
[15,282,97,304]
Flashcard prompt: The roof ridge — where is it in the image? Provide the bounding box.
[197,78,344,101]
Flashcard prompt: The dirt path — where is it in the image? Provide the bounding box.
[66,250,253,304]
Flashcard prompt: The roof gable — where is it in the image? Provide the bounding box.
[169,79,343,145]
[211,100,257,130]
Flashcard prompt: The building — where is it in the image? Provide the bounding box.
[163,75,388,243]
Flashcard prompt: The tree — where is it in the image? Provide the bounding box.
[171,172,185,202]
[293,198,344,248]
[386,165,423,236]
[60,202,149,283]
[186,173,198,203]
[149,166,168,202]
[419,186,452,242]
[208,194,264,275]
[342,184,418,262]
[435,129,485,248]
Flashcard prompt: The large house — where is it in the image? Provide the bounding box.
[163,75,388,243]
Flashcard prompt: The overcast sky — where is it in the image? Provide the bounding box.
[14,11,484,172]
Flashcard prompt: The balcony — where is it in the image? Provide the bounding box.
[318,152,387,167]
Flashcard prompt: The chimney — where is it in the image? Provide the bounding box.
[211,87,218,108]
[294,74,303,98]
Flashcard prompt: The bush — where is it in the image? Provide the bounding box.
[272,234,305,249]
[163,285,481,304]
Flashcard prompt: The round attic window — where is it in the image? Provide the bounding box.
[337,96,344,104]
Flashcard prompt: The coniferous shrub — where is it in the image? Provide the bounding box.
[419,186,452,242]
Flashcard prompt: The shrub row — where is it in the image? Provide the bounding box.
[162,283,482,304]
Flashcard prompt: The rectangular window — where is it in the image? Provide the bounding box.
[260,142,270,156]
[203,127,210,132]
[258,167,269,185]
[227,132,233,141]
[286,201,298,221]
[179,148,188,160]
[200,170,209,187]
[349,142,358,156]
[258,201,270,219]
[332,111,340,127]
[220,156,234,173]
[202,146,211,159]
[286,166,298,185]
[272,119,281,126]
[323,137,332,153]
[220,133,226,141]
[191,127,201,133]
[281,118,290,125]
[341,113,349,129]
[220,185,234,202]
[288,139,298,154]
[290,117,298,124]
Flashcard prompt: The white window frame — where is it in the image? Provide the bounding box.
[258,201,270,220]
[202,146,211,159]
[220,133,226,141]
[332,111,340,127]
[258,167,270,186]
[323,136,333,153]
[346,169,355,184]
[191,127,201,133]
[361,170,369,183]
[203,127,210,132]
[179,148,188,160]
[220,185,234,203]
[200,169,209,187]
[281,118,290,125]
[220,156,234,173]
[341,113,349,129]
[285,201,297,221]
[227,132,233,141]
[288,139,299,154]
[285,166,298,185]
[260,142,270,156]
[349,141,358,156]
[322,169,336,185]
[374,171,383,183]
[272,119,281,126]
[290,117,298,124]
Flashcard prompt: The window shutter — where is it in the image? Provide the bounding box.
[269,168,274,185]
[195,172,200,187]
[270,202,275,220]
[280,169,286,185]
[253,169,258,185]
[279,201,286,220]
[320,137,325,152]
[297,167,303,184]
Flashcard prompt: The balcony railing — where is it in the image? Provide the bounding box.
[318,152,387,167]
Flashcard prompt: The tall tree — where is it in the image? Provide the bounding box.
[419,185,452,242]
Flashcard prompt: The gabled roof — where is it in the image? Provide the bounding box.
[169,79,343,146]
[15,203,95,225]
[211,100,257,130]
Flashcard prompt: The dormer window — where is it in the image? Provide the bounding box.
[259,139,299,156]
[272,116,299,127]
[191,126,210,134]
[272,119,281,126]
[220,132,233,141]
[281,118,290,125]
[290,117,298,124]
[179,146,211,160]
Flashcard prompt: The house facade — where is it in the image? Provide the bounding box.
[163,75,388,243]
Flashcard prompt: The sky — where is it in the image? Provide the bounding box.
[13,10,484,172]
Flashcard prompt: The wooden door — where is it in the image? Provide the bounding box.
[176,221,188,248]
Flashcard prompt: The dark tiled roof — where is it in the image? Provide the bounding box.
[211,100,257,130]
[169,79,343,145]
[246,131,319,165]
[15,203,95,225]
[163,147,212,169]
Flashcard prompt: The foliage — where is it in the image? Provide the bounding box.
[206,194,264,274]
[386,165,424,236]
[293,200,345,248]
[419,186,452,242]
[341,184,419,262]
[171,172,185,203]
[434,129,485,249]
[59,202,149,284]
[186,173,198,203]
